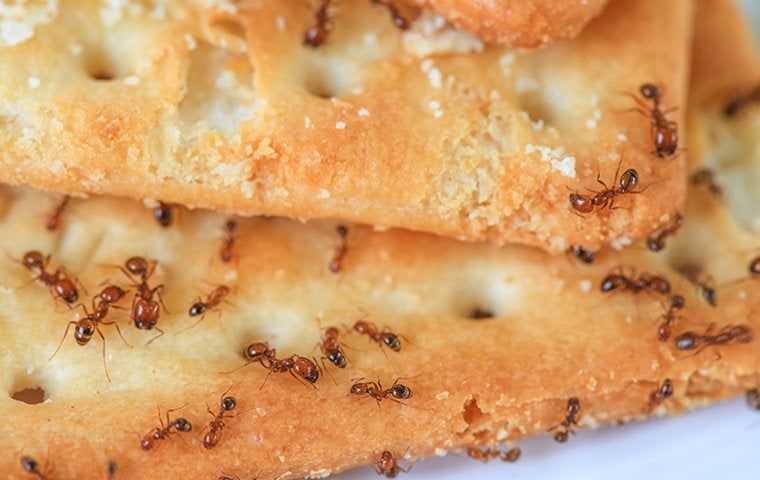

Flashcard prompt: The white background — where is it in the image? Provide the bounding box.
[337,3,760,478]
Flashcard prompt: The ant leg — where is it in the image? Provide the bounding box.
[319,357,338,385]
[219,360,256,375]
[101,320,132,348]
[95,326,112,383]
[146,327,165,346]
[49,321,78,360]
[154,284,170,314]
[177,313,207,335]
[258,370,274,390]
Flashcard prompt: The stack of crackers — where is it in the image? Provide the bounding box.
[1,0,758,478]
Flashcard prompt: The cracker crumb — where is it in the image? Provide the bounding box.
[611,236,633,250]
[183,33,197,50]
[738,290,748,300]
[428,100,444,118]
[275,15,286,31]
[317,189,330,199]
[69,43,83,56]
[123,75,140,86]
[435,390,449,400]
[551,156,576,178]
[27,76,40,89]
[579,280,592,292]
[363,32,378,46]
[304,116,313,129]
[586,376,598,391]
[335,121,346,130]
[357,107,369,117]
[616,132,628,142]
[434,448,447,457]
[306,469,332,479]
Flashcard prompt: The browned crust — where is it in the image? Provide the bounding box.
[0,0,692,253]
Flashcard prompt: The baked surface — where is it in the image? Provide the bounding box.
[0,0,691,253]
[402,0,609,47]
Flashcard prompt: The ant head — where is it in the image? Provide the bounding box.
[646,236,665,252]
[221,396,237,411]
[336,225,348,237]
[140,437,153,450]
[383,334,401,351]
[659,379,674,399]
[600,274,621,292]
[671,294,685,310]
[173,417,192,432]
[328,350,347,368]
[390,383,412,400]
[378,451,395,468]
[125,256,150,277]
[20,456,38,473]
[749,257,760,276]
[350,383,366,395]
[571,246,595,264]
[640,83,659,99]
[107,461,117,477]
[100,285,126,304]
[674,332,698,350]
[568,193,593,214]
[75,322,95,345]
[189,302,206,317]
[353,321,369,334]
[567,397,581,415]
[657,324,671,342]
[153,203,173,227]
[22,251,45,270]
[244,342,270,361]
[225,219,238,232]
[619,169,639,192]
[553,431,569,443]
[701,286,717,306]
[324,326,340,338]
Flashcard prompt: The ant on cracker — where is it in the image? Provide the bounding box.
[329,225,349,273]
[304,0,332,47]
[568,245,596,264]
[648,378,674,411]
[153,201,173,227]
[350,378,413,406]
[677,264,717,306]
[600,268,671,296]
[549,397,581,443]
[202,389,238,449]
[674,324,753,357]
[14,250,81,305]
[656,294,685,341]
[626,83,679,158]
[20,455,51,480]
[466,446,521,463]
[375,450,411,478]
[351,318,405,353]
[220,219,238,263]
[229,342,322,389]
[318,325,349,370]
[140,406,193,450]
[184,285,231,331]
[568,161,644,215]
[646,213,683,252]
[49,284,131,382]
[119,256,167,344]
[46,195,70,231]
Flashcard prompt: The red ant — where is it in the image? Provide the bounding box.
[15,250,80,305]
[119,256,167,343]
[220,219,238,263]
[153,201,173,227]
[626,83,679,158]
[568,245,595,264]
[351,319,404,352]
[648,378,673,411]
[20,455,52,480]
[674,324,753,357]
[568,161,643,214]
[185,285,231,330]
[466,446,521,463]
[318,326,348,369]
[656,294,685,341]
[328,225,349,273]
[371,0,410,30]
[350,378,412,406]
[677,264,717,306]
[747,389,760,411]
[600,268,671,296]
[202,390,238,449]
[689,168,723,196]
[140,406,192,450]
[375,450,410,478]
[46,195,70,231]
[549,397,581,443]
[231,341,322,388]
[303,0,331,47]
[49,284,130,382]
[646,213,683,252]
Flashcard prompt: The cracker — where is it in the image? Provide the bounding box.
[401,0,609,47]
[0,0,691,253]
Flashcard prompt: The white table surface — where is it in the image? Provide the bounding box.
[336,3,760,479]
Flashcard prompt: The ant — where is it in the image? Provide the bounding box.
[466,446,521,463]
[20,455,51,480]
[626,83,679,158]
[220,219,237,263]
[568,245,595,264]
[656,294,685,341]
[746,389,760,411]
[375,450,410,478]
[328,225,349,273]
[350,378,412,406]
[233,342,322,388]
[46,195,70,231]
[600,268,671,296]
[648,378,673,411]
[677,264,717,306]
[318,326,348,369]
[549,397,581,443]
[119,256,167,343]
[674,324,753,357]
[153,201,173,227]
[15,250,80,305]
[689,168,723,196]
[646,213,683,252]
[202,390,238,449]
[303,0,331,47]
[140,406,192,450]
[49,284,130,382]
[371,0,410,30]
[568,161,643,215]
[186,285,231,330]
[351,319,404,352]
[106,460,117,479]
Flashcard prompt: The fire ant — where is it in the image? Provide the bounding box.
[220,219,237,263]
[153,201,173,227]
[20,455,51,480]
[646,213,683,252]
[185,285,231,330]
[350,378,413,406]
[568,245,595,264]
[677,264,717,306]
[328,225,349,273]
[626,83,679,158]
[568,161,643,215]
[49,284,130,382]
[318,326,348,369]
[466,446,521,463]
[119,256,167,343]
[140,406,192,450]
[656,294,685,341]
[15,250,80,305]
[46,195,70,231]
[746,388,760,411]
[351,319,404,352]
[231,341,322,388]
[674,324,753,357]
[375,450,410,478]
[549,397,581,443]
[648,378,673,411]
[689,168,723,196]
[600,268,671,296]
[202,390,238,449]
[371,0,410,30]
[303,0,331,47]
